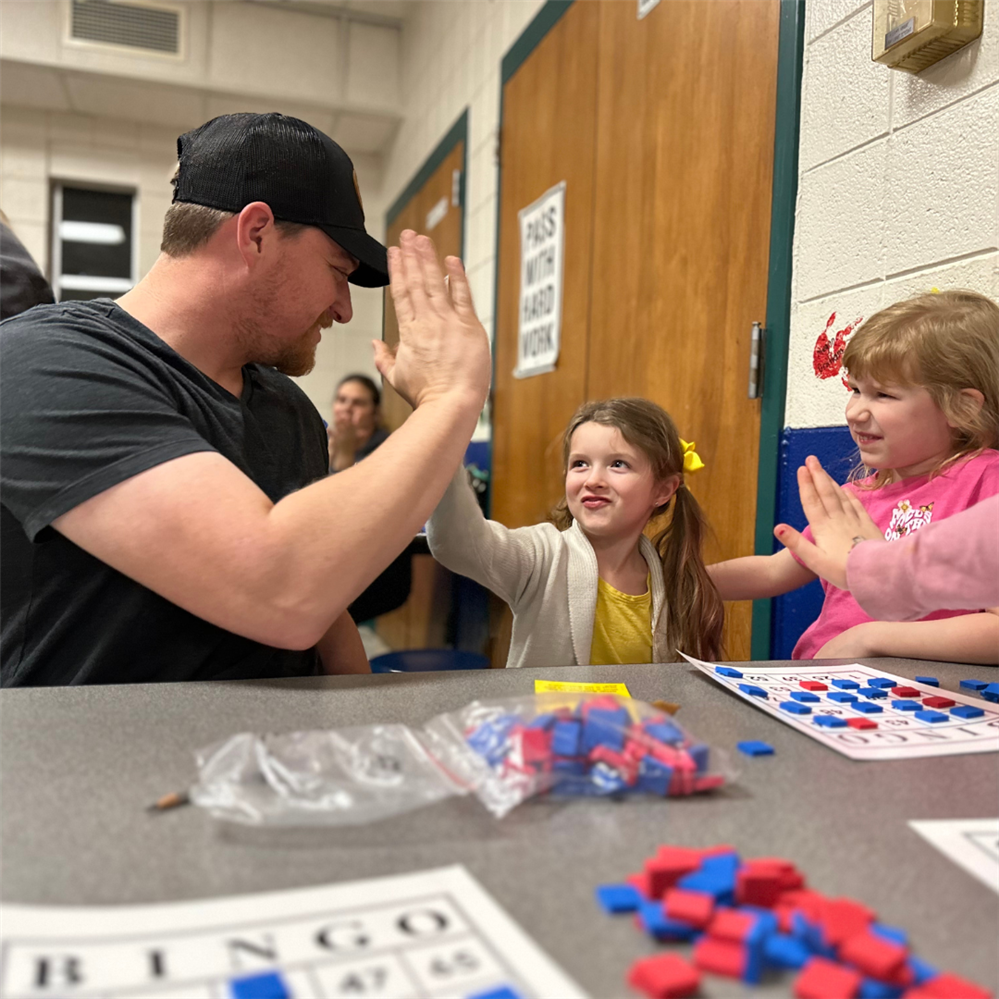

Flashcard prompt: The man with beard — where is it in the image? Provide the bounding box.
[0,114,491,686]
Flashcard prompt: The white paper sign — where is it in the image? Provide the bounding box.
[515,181,565,379]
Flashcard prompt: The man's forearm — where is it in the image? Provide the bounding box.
[263,391,483,646]
[316,610,371,674]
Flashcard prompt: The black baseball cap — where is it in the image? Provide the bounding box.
[174,112,388,287]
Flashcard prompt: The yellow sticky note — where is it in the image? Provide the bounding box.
[534,680,631,697]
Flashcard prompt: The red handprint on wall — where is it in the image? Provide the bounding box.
[813,312,862,387]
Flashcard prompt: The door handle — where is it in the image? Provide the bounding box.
[748,321,764,399]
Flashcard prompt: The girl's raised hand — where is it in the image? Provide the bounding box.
[774,455,884,590]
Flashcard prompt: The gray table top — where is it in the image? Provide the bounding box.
[2,658,997,998]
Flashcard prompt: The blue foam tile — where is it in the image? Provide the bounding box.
[827,691,858,703]
[701,851,741,874]
[831,678,861,690]
[528,712,557,730]
[229,973,290,999]
[892,700,921,711]
[737,740,775,757]
[813,715,847,728]
[716,666,744,678]
[781,700,812,715]
[790,690,820,702]
[595,883,643,914]
[763,932,811,970]
[853,701,883,714]
[676,869,734,903]
[915,710,948,723]
[908,957,939,985]
[950,704,985,720]
[645,720,684,745]
[551,720,582,756]
[689,742,710,772]
[983,683,999,702]
[914,676,939,687]
[582,708,629,752]
[859,686,888,699]
[870,923,908,947]
[637,899,699,941]
[868,677,897,688]
[738,683,769,698]
[467,987,525,999]
[960,679,988,691]
[858,978,904,999]
[636,756,673,795]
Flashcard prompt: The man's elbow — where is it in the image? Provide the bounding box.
[230,592,341,652]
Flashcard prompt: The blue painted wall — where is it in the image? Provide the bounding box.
[770,425,857,658]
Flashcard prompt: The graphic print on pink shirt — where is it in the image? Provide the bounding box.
[884,499,934,541]
[791,450,999,659]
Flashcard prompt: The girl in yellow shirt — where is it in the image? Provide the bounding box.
[428,398,724,667]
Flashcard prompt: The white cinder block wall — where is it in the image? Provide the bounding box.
[786,0,999,432]
[0,104,386,420]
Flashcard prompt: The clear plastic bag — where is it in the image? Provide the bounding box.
[190,725,467,826]
[424,694,734,818]
[189,695,732,825]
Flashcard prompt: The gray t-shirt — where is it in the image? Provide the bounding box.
[0,300,329,686]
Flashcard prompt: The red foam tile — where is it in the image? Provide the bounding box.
[847,717,879,729]
[627,871,651,898]
[664,888,715,929]
[922,696,956,708]
[902,972,993,999]
[736,867,784,907]
[800,681,828,691]
[519,727,551,762]
[693,937,747,980]
[708,908,756,943]
[627,953,701,999]
[794,957,862,999]
[891,686,920,698]
[645,848,701,898]
[839,930,908,980]
[819,898,875,948]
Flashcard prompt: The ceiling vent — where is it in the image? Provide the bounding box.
[69,0,184,57]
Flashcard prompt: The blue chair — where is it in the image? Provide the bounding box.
[369,649,490,673]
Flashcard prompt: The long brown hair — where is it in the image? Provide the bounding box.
[843,289,999,488]
[551,398,724,661]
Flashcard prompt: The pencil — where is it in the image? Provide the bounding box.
[146,790,190,812]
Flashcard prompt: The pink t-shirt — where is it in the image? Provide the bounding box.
[791,449,999,659]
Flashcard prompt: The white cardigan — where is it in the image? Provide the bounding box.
[426,468,670,668]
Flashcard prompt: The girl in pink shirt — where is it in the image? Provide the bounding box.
[710,289,999,664]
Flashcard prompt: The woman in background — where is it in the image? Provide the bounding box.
[328,374,389,472]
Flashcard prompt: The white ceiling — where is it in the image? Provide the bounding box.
[0,59,401,155]
[246,0,412,24]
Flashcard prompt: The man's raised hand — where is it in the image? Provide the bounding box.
[373,230,490,411]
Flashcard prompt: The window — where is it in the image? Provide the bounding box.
[52,185,136,302]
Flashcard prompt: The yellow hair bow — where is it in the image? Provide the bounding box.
[679,438,705,474]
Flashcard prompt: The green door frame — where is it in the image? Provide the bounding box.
[383,108,468,343]
[495,0,805,660]
[385,107,469,248]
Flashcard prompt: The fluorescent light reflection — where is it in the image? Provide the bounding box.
[60,221,126,245]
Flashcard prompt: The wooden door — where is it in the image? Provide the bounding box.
[493,0,780,660]
[376,137,465,650]
[492,0,602,527]
[382,141,465,432]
